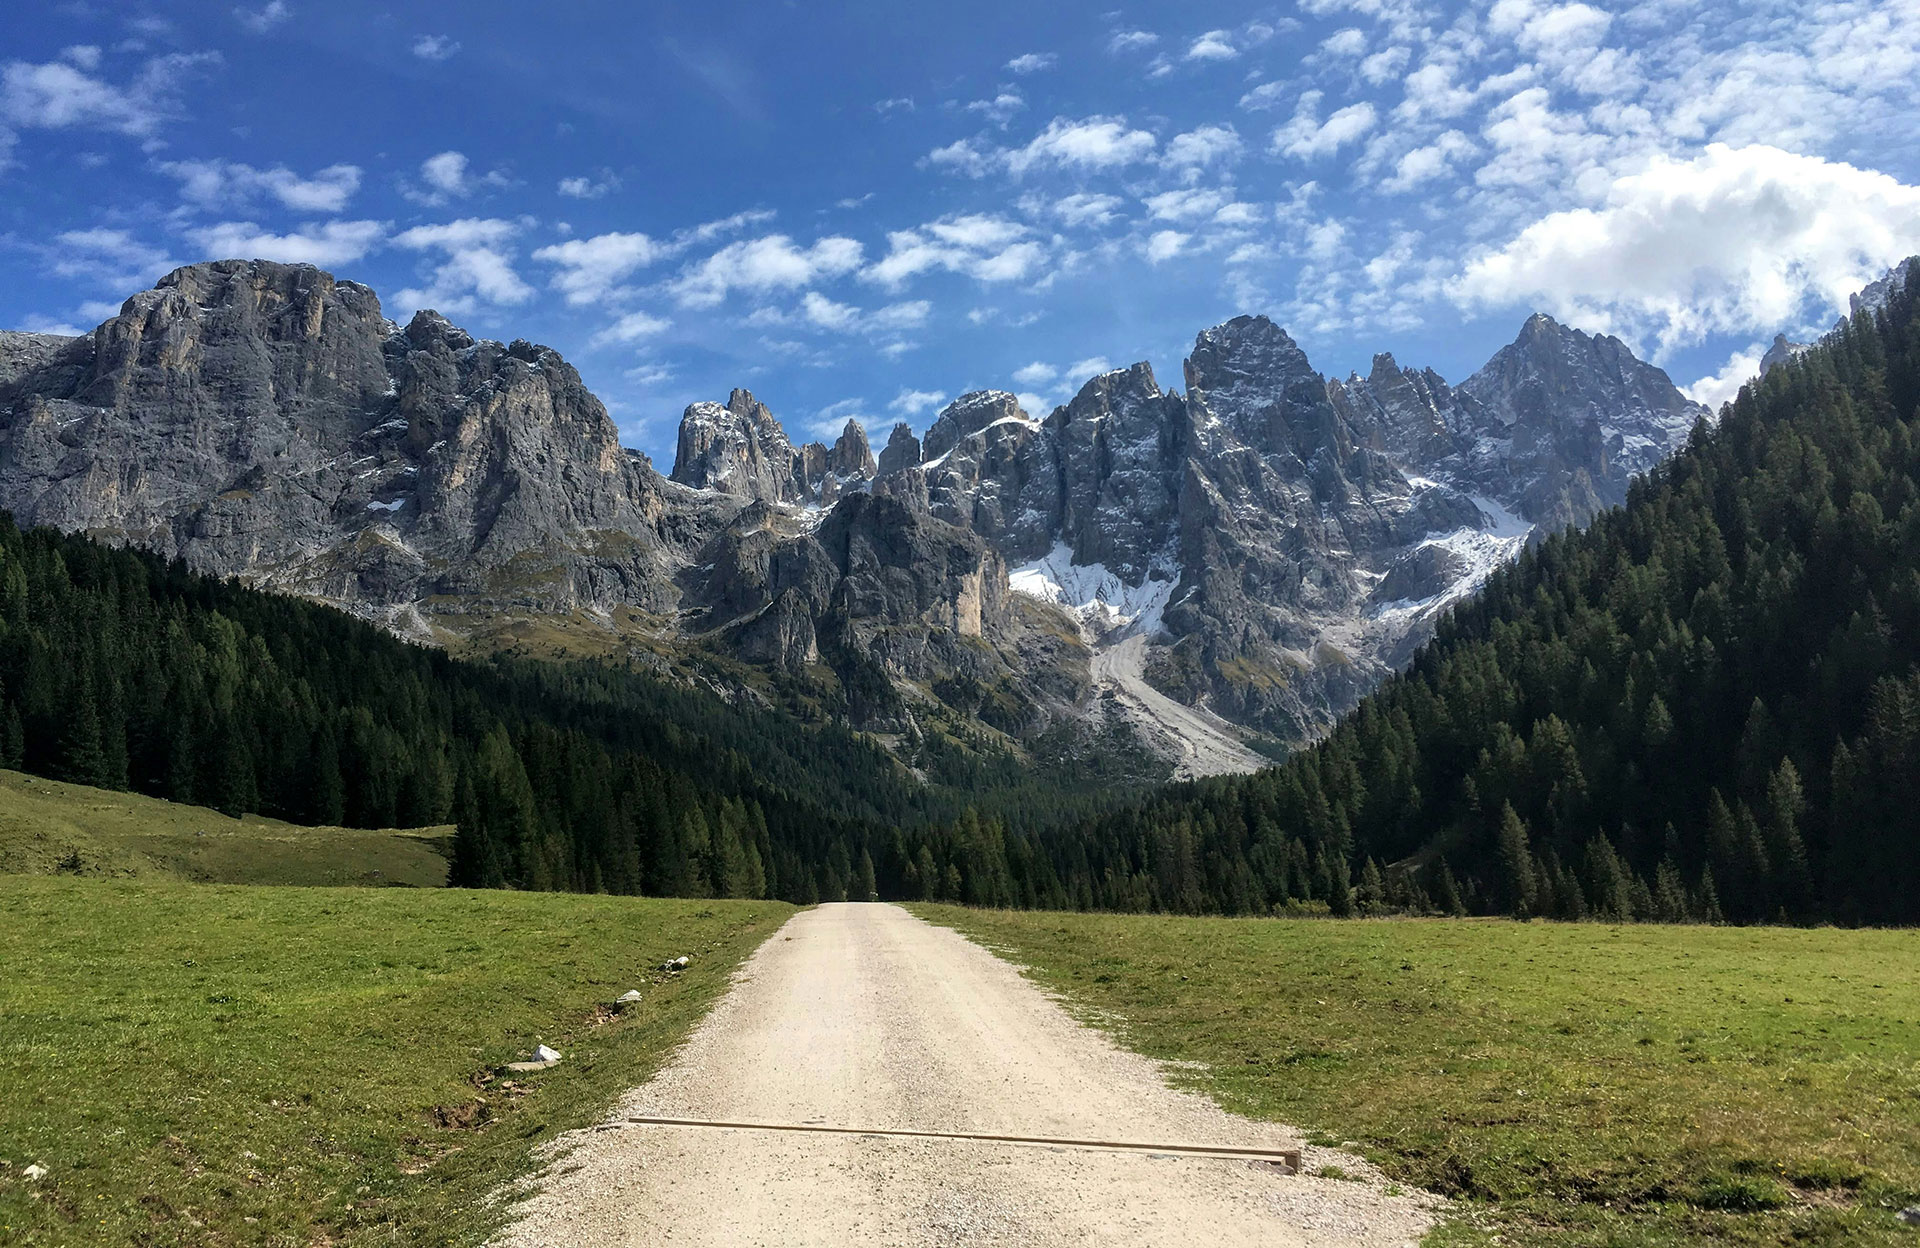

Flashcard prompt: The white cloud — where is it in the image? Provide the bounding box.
[1359,46,1410,84]
[1108,30,1159,54]
[159,158,362,213]
[0,51,218,140]
[1067,355,1112,378]
[20,315,87,336]
[1379,130,1476,193]
[1186,30,1239,62]
[1006,115,1157,175]
[1321,28,1367,58]
[233,2,291,34]
[1163,124,1242,175]
[1453,144,1920,354]
[195,219,385,267]
[1012,361,1056,387]
[61,46,101,72]
[557,173,618,199]
[422,150,468,195]
[1049,192,1124,228]
[1272,93,1377,159]
[964,91,1026,126]
[532,231,665,305]
[1145,230,1188,263]
[1238,81,1288,112]
[391,218,532,313]
[590,310,672,348]
[1005,52,1057,74]
[890,388,946,416]
[866,214,1044,290]
[412,35,461,62]
[670,234,863,308]
[46,228,176,289]
[1685,345,1766,411]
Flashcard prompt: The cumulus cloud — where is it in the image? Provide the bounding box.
[1011,361,1056,387]
[1379,130,1476,193]
[532,231,665,305]
[1684,345,1767,412]
[1048,192,1124,228]
[159,158,362,213]
[195,219,385,267]
[412,35,461,62]
[406,150,509,205]
[1006,115,1157,175]
[1163,124,1242,176]
[1453,145,1920,353]
[1005,52,1056,74]
[391,217,532,313]
[1271,92,1377,159]
[669,234,863,308]
[1320,28,1367,58]
[1108,30,1158,54]
[865,214,1044,290]
[558,172,618,199]
[1145,230,1188,263]
[964,91,1026,126]
[1186,30,1239,62]
[890,388,946,417]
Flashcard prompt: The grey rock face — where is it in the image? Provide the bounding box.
[0,257,1717,765]
[875,422,921,478]
[671,388,800,502]
[0,260,680,621]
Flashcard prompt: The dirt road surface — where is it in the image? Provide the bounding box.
[495,904,1438,1247]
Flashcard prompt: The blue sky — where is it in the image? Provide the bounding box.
[5,1,1920,462]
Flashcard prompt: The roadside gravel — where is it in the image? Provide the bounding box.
[494,903,1440,1246]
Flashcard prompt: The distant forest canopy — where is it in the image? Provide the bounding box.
[0,516,1141,900]
[5,261,1918,925]
[1037,262,1920,927]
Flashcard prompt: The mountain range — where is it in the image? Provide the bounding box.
[0,258,1707,777]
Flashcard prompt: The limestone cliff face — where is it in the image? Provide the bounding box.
[0,260,678,624]
[0,257,1717,764]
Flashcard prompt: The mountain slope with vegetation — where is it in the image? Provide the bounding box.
[0,518,1147,901]
[1008,262,1920,924]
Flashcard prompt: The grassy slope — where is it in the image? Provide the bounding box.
[0,769,452,887]
[915,907,1920,1247]
[0,879,792,1246]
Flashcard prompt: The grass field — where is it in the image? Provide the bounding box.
[0,769,454,888]
[0,878,792,1246]
[915,907,1920,1247]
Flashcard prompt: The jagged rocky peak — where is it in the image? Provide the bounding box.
[671,387,800,501]
[1049,362,1185,581]
[829,418,875,479]
[1326,352,1473,467]
[922,390,1033,461]
[1761,333,1810,376]
[1183,315,1334,452]
[875,421,921,477]
[0,257,671,619]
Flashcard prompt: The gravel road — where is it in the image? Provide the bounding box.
[495,903,1438,1247]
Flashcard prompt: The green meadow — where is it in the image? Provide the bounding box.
[917,906,1920,1247]
[0,879,790,1246]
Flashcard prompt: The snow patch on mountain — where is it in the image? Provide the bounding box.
[1009,542,1178,642]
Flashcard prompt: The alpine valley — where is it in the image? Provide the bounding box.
[0,258,1708,779]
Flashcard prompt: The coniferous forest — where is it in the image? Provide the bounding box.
[5,262,1918,924]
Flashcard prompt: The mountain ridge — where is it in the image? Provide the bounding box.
[0,257,1708,775]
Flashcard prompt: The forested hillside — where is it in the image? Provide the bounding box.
[1002,262,1920,925]
[0,519,1140,900]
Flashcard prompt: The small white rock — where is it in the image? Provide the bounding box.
[617,990,642,1003]
[534,1044,562,1063]
[23,1163,47,1181]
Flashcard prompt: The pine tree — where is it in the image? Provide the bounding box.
[1496,803,1538,917]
